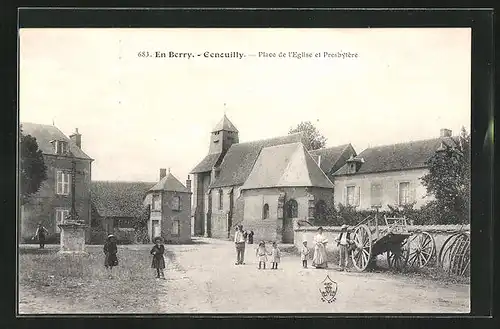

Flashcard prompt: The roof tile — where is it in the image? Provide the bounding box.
[241,142,334,190]
[91,181,155,218]
[21,122,92,160]
[148,173,190,193]
[209,132,305,188]
[333,137,459,175]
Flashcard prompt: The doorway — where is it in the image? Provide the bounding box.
[283,199,298,243]
[152,220,160,240]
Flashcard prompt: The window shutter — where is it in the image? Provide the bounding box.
[397,182,401,205]
[355,186,361,206]
[179,196,182,211]
[343,186,347,205]
[66,173,71,195]
[410,182,417,203]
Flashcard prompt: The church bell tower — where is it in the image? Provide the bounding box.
[209,114,239,155]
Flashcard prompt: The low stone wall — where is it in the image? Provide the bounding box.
[294,224,470,259]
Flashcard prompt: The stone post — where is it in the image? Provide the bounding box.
[58,221,88,254]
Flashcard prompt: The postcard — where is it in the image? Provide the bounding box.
[18,26,471,314]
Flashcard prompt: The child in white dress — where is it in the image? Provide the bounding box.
[256,241,268,269]
[270,242,281,269]
[301,239,310,268]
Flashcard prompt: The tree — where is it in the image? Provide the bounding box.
[420,127,470,224]
[289,121,327,150]
[20,127,48,205]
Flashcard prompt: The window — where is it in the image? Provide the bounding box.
[398,182,411,205]
[152,194,161,211]
[54,140,68,155]
[346,186,355,206]
[172,220,180,236]
[262,204,269,219]
[56,170,70,195]
[346,186,360,206]
[171,196,181,211]
[55,209,69,233]
[218,189,223,210]
[370,183,383,207]
[285,199,298,218]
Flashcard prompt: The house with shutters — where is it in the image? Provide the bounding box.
[190,115,356,242]
[20,123,93,242]
[332,129,460,211]
[143,169,192,243]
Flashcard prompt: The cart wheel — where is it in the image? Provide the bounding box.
[438,232,465,267]
[387,241,410,271]
[408,231,435,268]
[351,224,372,272]
[448,233,470,276]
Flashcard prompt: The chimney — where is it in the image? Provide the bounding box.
[160,168,167,180]
[186,175,192,191]
[440,128,452,138]
[69,128,82,148]
[317,155,322,168]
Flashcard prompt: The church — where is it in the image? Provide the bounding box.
[190,115,356,243]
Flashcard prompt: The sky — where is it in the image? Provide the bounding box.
[19,28,471,183]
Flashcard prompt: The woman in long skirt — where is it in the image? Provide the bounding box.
[312,227,328,268]
[150,236,166,279]
[104,234,119,278]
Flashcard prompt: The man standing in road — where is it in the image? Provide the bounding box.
[234,225,246,265]
[33,222,48,249]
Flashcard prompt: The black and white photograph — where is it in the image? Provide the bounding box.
[18,24,474,314]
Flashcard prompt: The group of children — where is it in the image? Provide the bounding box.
[103,234,166,279]
[255,241,281,269]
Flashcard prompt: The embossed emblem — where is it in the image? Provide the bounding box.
[319,275,338,303]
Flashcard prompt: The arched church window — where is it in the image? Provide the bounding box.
[218,189,223,210]
[262,204,269,219]
[285,199,298,218]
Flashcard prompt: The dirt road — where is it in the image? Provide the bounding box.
[157,238,469,313]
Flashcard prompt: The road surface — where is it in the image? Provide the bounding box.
[157,238,469,313]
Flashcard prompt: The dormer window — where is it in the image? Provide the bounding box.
[53,140,68,155]
[348,163,357,174]
[346,157,364,174]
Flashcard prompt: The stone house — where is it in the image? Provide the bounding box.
[90,181,155,239]
[190,115,356,242]
[143,169,192,243]
[20,123,93,243]
[332,129,460,211]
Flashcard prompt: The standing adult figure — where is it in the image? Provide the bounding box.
[335,224,352,271]
[312,227,329,268]
[234,225,246,265]
[33,222,48,249]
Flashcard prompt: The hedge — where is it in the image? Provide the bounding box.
[312,202,470,227]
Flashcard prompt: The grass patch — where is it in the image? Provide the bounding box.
[19,245,163,313]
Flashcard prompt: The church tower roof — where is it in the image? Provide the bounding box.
[212,114,238,133]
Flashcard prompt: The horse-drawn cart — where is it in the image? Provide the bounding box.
[350,215,436,272]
